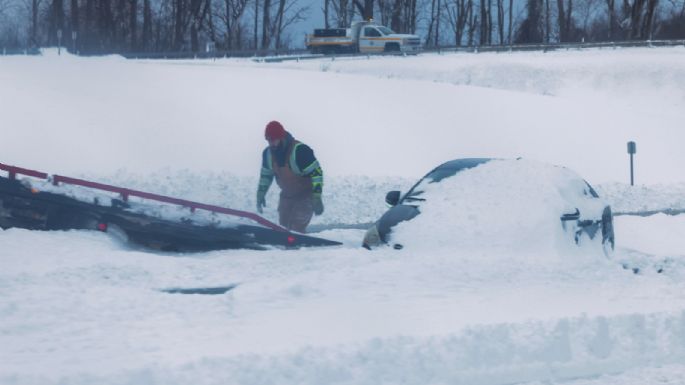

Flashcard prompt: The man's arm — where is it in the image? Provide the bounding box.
[256,148,274,213]
[258,148,274,194]
[295,144,323,195]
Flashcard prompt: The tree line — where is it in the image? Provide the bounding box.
[0,0,310,53]
[0,0,683,53]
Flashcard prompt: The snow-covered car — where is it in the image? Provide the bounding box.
[362,158,615,254]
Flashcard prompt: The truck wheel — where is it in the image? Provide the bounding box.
[384,43,401,52]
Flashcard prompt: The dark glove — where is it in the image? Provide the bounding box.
[256,190,266,214]
[313,194,324,216]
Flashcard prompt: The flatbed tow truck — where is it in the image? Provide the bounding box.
[0,163,341,252]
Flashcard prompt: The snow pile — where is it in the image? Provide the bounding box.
[597,182,685,214]
[10,310,685,385]
[2,226,685,385]
[390,159,607,257]
[616,214,685,257]
[2,47,685,185]
[88,170,409,226]
[279,47,685,110]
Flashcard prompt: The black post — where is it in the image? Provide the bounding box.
[630,153,634,186]
[627,141,636,186]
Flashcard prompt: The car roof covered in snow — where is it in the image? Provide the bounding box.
[424,158,493,183]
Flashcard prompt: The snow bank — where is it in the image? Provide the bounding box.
[7,310,685,385]
[278,47,685,113]
[615,214,685,257]
[597,182,685,214]
[2,47,684,185]
[2,226,685,384]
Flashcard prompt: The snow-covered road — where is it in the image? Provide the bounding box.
[2,213,685,384]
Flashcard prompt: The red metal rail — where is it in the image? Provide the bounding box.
[1,163,286,232]
[0,163,48,180]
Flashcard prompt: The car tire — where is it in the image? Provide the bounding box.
[601,206,615,257]
[106,223,130,245]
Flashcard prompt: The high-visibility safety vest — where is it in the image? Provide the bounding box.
[264,142,319,176]
[259,141,323,197]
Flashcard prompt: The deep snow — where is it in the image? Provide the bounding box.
[1,47,685,385]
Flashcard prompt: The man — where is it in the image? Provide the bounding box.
[256,120,324,233]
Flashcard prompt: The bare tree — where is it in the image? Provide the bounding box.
[206,0,217,43]
[0,0,13,21]
[257,0,307,49]
[377,0,391,25]
[47,0,65,45]
[0,0,15,46]
[622,0,659,38]
[557,0,570,41]
[218,0,249,49]
[189,0,211,52]
[626,0,646,38]
[173,0,185,49]
[574,0,600,38]
[260,0,270,47]
[487,0,492,42]
[141,0,151,49]
[323,0,330,27]
[426,0,439,45]
[390,0,418,33]
[252,0,258,47]
[273,0,308,47]
[390,0,402,30]
[329,0,351,27]
[655,0,685,38]
[408,0,417,32]
[544,0,550,42]
[606,0,615,37]
[641,0,658,38]
[129,0,137,50]
[446,0,471,45]
[435,0,442,44]
[496,0,504,43]
[274,0,286,47]
[468,8,477,44]
[19,0,42,46]
[479,0,486,43]
[356,0,374,20]
[516,0,543,43]
[508,0,512,42]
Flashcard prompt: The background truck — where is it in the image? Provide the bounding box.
[306,21,422,54]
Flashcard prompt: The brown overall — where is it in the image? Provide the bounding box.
[271,140,313,233]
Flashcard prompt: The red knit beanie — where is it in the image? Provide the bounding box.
[265,121,286,141]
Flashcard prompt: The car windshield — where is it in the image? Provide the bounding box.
[400,158,492,204]
[377,26,395,35]
[584,181,599,198]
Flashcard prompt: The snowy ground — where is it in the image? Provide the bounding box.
[1,47,685,384]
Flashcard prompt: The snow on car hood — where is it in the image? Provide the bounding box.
[390,159,608,256]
